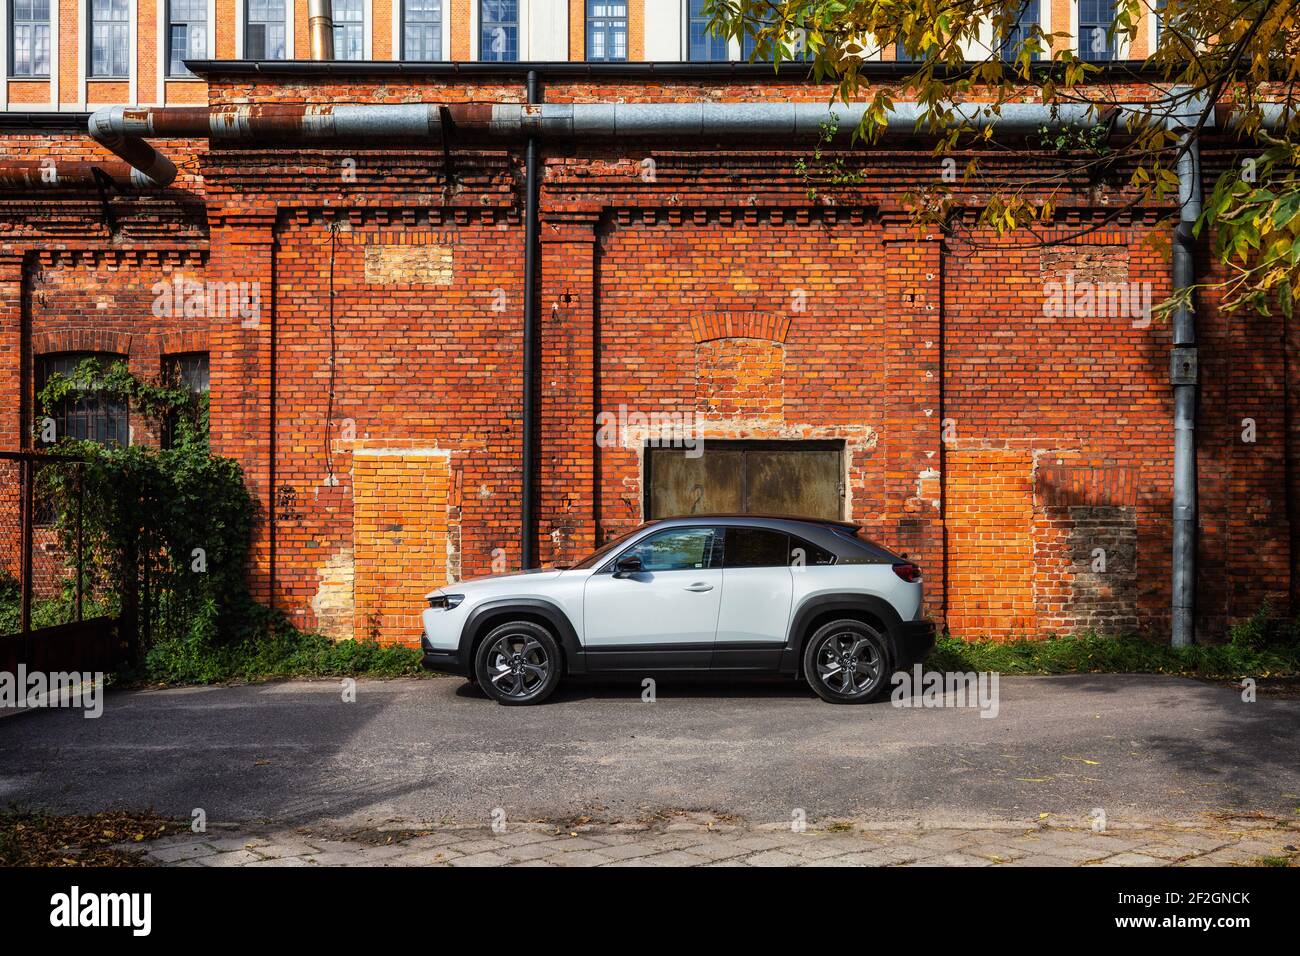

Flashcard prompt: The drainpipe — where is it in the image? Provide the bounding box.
[521,71,541,570]
[1169,91,1207,646]
[308,0,335,61]
[0,160,145,189]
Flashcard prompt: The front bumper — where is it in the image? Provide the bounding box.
[420,635,469,676]
[894,619,937,668]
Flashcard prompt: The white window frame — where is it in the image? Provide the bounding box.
[396,0,451,61]
[236,0,294,60]
[470,0,530,61]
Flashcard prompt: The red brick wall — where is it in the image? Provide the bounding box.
[0,75,1294,645]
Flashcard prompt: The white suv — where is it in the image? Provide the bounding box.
[420,515,934,705]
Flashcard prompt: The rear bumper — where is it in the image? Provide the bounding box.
[894,619,936,668]
[420,635,469,676]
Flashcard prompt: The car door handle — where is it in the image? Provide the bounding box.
[683,582,714,592]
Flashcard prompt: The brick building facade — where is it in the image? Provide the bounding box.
[0,59,1292,646]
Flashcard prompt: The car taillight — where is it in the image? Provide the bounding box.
[892,562,922,583]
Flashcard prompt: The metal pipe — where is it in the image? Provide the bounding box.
[1168,91,1207,646]
[308,0,335,61]
[0,159,144,189]
[521,70,541,570]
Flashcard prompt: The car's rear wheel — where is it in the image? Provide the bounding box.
[803,619,891,704]
[474,621,562,705]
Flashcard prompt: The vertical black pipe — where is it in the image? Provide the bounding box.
[521,70,541,570]
[75,462,84,623]
[19,457,32,638]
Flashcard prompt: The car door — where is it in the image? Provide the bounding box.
[712,526,795,671]
[582,525,723,671]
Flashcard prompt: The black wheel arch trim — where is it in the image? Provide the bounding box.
[459,598,587,675]
[781,594,906,675]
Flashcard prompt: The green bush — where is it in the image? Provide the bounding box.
[143,604,425,683]
[37,359,254,657]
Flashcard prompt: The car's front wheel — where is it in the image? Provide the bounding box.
[803,619,891,704]
[474,621,563,705]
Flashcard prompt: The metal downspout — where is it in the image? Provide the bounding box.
[521,71,541,570]
[1170,112,1205,646]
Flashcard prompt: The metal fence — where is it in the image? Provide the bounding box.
[0,451,119,673]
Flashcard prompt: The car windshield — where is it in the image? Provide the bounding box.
[571,523,656,570]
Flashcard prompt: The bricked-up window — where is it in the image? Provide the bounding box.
[1079,0,1116,61]
[333,0,365,60]
[167,0,208,76]
[688,0,728,61]
[9,0,51,76]
[402,0,442,60]
[999,0,1039,60]
[480,0,518,61]
[37,353,129,447]
[89,0,129,77]
[587,1,627,61]
[245,0,286,60]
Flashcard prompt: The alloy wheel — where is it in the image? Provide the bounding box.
[815,631,882,697]
[485,632,551,700]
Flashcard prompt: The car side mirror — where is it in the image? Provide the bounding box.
[613,554,643,577]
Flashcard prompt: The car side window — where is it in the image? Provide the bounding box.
[789,535,836,567]
[724,527,791,568]
[619,527,718,572]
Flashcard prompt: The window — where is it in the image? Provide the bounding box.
[741,14,812,62]
[161,352,209,447]
[724,527,790,568]
[688,0,727,61]
[587,0,626,61]
[619,527,719,573]
[1078,0,1116,61]
[480,0,518,62]
[90,0,129,77]
[333,0,364,60]
[790,535,836,567]
[37,353,129,447]
[166,352,210,394]
[10,0,51,77]
[167,0,208,76]
[1000,0,1040,61]
[246,0,286,60]
[403,0,442,60]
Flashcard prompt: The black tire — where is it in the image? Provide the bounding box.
[802,619,892,704]
[474,621,563,705]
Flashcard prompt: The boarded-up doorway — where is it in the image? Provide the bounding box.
[645,440,844,520]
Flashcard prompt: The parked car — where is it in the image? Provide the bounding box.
[420,515,934,705]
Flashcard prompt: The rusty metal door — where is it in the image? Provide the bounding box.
[645,441,844,520]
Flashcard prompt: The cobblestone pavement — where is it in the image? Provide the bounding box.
[133,813,1300,867]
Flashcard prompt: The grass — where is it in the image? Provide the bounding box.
[139,628,429,685]
[926,631,1300,681]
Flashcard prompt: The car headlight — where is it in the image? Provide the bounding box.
[427,593,465,610]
